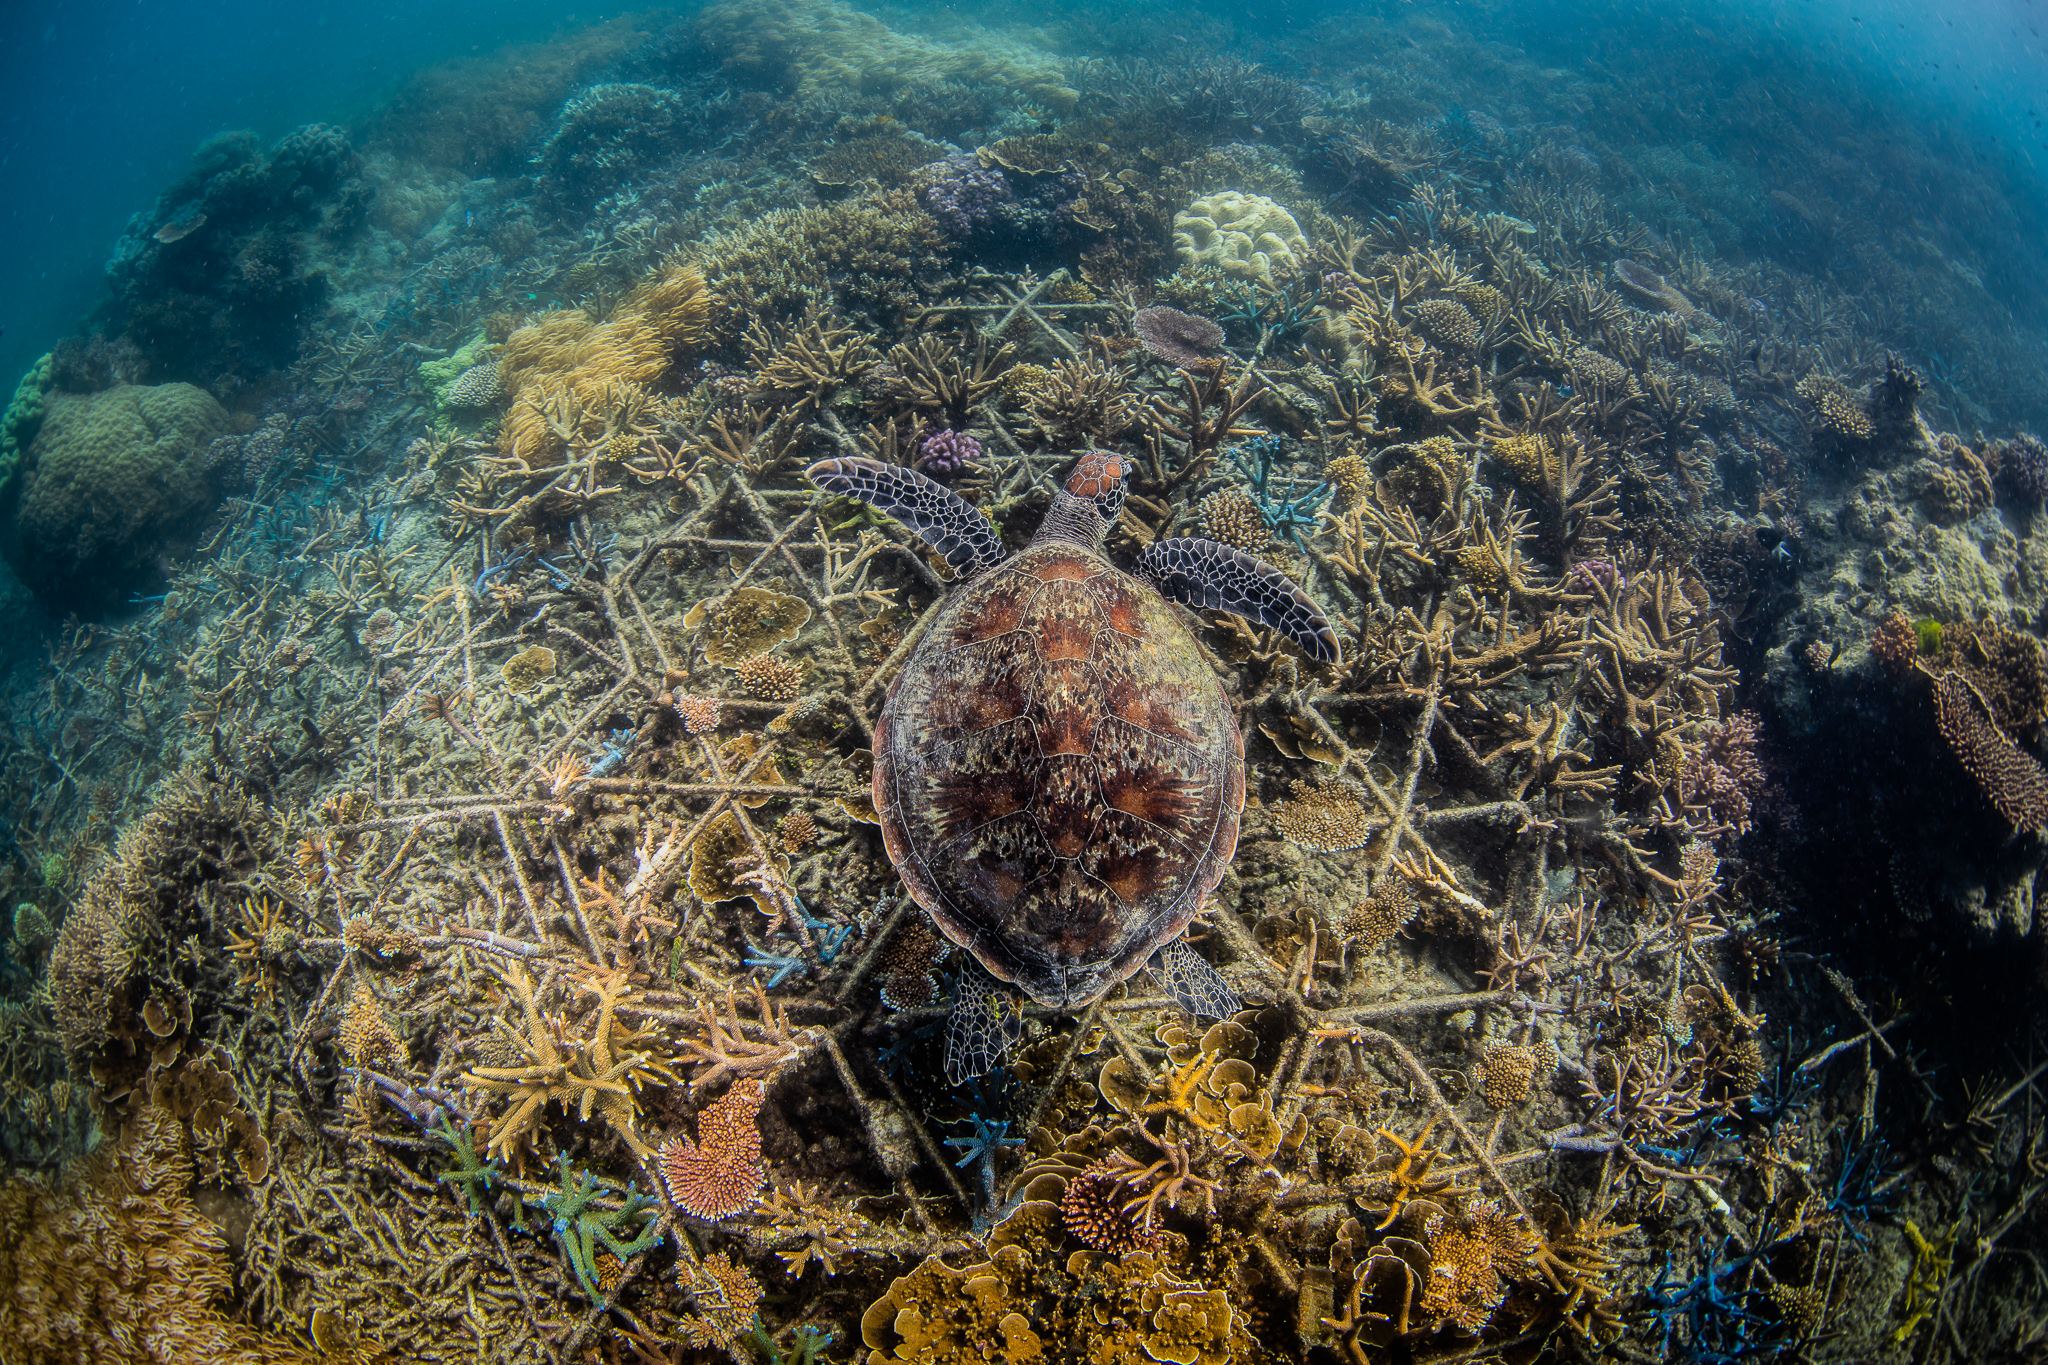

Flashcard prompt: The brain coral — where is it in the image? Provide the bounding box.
[1173,191,1308,286]
[2,382,230,611]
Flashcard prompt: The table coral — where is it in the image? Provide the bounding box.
[685,585,813,665]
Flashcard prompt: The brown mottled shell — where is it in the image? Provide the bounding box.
[875,542,1245,1008]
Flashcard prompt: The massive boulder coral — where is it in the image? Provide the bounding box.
[1172,191,1307,286]
[0,382,230,612]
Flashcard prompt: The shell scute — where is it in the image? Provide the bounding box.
[1022,576,1102,661]
[1094,714,1212,839]
[1034,753,1102,857]
[922,630,1037,735]
[916,719,1043,842]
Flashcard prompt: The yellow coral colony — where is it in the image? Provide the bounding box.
[497,260,713,464]
[1173,191,1309,286]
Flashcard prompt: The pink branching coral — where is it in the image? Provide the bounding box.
[672,693,723,736]
[915,428,981,475]
[660,1079,766,1220]
[1679,711,1766,834]
[1934,671,2048,831]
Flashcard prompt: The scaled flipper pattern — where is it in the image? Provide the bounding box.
[944,960,1027,1086]
[1148,938,1241,1021]
[807,457,1005,578]
[1137,536,1341,663]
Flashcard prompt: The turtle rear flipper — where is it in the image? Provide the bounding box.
[807,457,1005,578]
[1137,536,1341,664]
[1148,938,1240,1021]
[945,962,1025,1086]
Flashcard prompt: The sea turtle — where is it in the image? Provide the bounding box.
[809,451,1339,1082]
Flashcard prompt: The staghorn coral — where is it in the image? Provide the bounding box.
[659,1079,767,1221]
[459,964,676,1163]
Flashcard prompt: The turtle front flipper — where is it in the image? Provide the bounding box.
[1148,938,1241,1020]
[1136,536,1341,664]
[945,960,1026,1086]
[807,457,1005,578]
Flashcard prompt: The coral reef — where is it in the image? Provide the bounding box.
[0,1108,330,1363]
[106,125,371,384]
[6,7,2048,1363]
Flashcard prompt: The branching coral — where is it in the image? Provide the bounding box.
[660,1079,767,1221]
[460,964,676,1163]
[860,1201,1248,1365]
[1933,670,2048,831]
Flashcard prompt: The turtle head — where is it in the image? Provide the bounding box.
[1037,450,1128,546]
